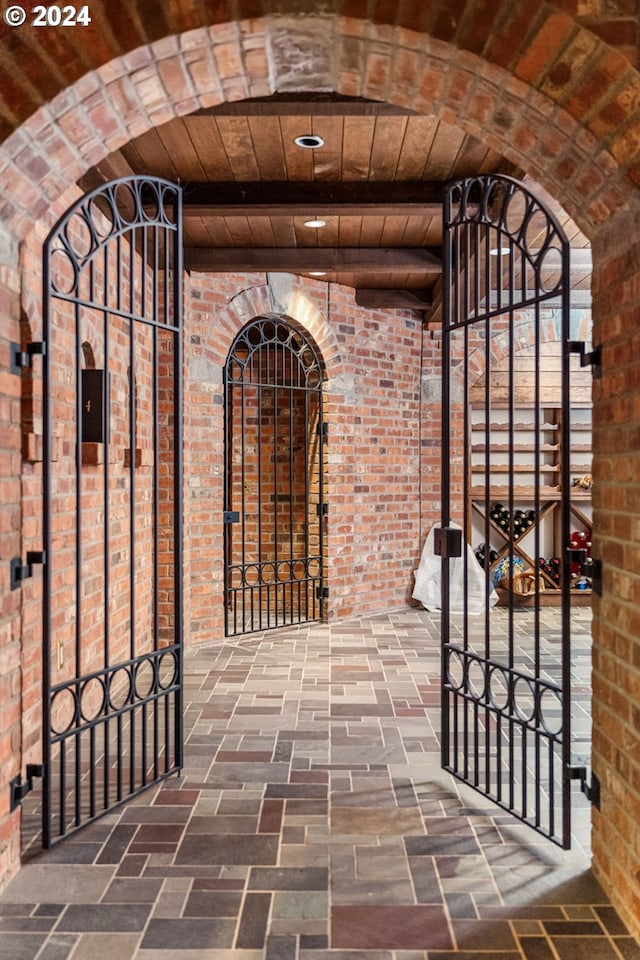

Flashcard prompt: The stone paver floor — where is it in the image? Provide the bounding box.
[1,607,638,959]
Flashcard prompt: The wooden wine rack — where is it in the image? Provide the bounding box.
[469,404,592,606]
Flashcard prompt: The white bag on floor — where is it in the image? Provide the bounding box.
[412,523,498,614]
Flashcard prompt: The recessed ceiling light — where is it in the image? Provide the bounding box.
[304,219,326,229]
[489,247,511,255]
[294,134,325,149]
[309,271,326,276]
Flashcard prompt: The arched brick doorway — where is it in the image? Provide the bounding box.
[1,2,640,938]
[223,315,327,636]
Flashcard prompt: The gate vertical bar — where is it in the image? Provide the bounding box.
[223,358,232,637]
[151,225,160,780]
[440,187,453,773]
[317,373,325,622]
[173,185,184,774]
[101,245,111,810]
[561,240,572,844]
[42,224,53,850]
[128,224,137,794]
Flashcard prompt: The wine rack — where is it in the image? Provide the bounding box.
[469,404,592,605]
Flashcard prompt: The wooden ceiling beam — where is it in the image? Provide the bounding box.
[184,246,442,274]
[355,288,433,309]
[181,181,444,218]
[196,95,417,117]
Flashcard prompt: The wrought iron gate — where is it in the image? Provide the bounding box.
[440,175,586,848]
[224,317,325,636]
[42,177,183,845]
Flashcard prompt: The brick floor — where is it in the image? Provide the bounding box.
[1,607,638,959]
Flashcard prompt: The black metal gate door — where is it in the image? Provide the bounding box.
[42,177,183,845]
[224,317,325,636]
[440,175,583,848]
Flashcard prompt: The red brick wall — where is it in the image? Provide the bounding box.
[325,283,434,618]
[186,272,439,634]
[590,221,640,934]
[0,243,22,888]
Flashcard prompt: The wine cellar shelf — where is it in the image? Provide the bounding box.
[469,405,592,606]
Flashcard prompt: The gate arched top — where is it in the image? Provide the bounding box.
[44,176,181,298]
[224,315,325,389]
[445,175,570,316]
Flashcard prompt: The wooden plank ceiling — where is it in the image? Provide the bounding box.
[81,94,591,314]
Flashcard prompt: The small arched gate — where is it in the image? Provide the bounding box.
[223,316,326,636]
[40,176,184,846]
[439,175,597,849]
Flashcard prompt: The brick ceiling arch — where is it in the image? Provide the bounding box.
[0,6,639,241]
[0,0,637,144]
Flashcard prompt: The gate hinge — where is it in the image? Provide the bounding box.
[568,765,600,809]
[10,341,45,374]
[316,586,329,600]
[223,511,240,524]
[582,557,602,596]
[434,526,463,558]
[568,341,601,377]
[9,763,44,812]
[316,502,329,516]
[317,421,329,439]
[10,551,46,590]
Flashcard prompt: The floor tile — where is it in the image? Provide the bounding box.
[1,610,636,959]
[68,933,141,960]
[0,934,47,960]
[1,865,115,903]
[236,893,271,948]
[140,918,236,949]
[57,904,151,932]
[175,833,278,865]
[331,904,454,949]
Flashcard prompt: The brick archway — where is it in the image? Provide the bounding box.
[217,277,344,383]
[0,12,639,242]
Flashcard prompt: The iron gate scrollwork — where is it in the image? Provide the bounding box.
[42,176,184,846]
[224,317,326,636]
[441,175,577,847]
